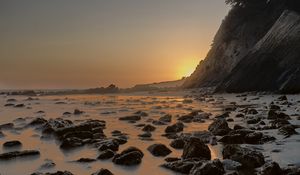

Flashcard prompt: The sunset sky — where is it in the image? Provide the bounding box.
[0,0,229,89]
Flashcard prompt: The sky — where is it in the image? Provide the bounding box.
[0,0,229,89]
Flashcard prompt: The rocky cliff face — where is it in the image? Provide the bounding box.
[183,0,300,93]
[216,10,300,93]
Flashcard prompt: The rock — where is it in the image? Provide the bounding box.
[219,134,244,144]
[178,114,195,123]
[247,109,258,115]
[268,110,290,120]
[182,137,211,160]
[244,132,263,144]
[142,124,156,132]
[29,118,48,126]
[0,150,40,160]
[165,157,181,162]
[3,140,22,147]
[97,139,119,151]
[113,147,143,166]
[277,95,287,101]
[14,104,25,108]
[222,145,265,168]
[60,137,83,149]
[97,149,115,160]
[63,112,72,115]
[208,118,231,136]
[233,124,245,130]
[170,138,185,149]
[138,132,152,138]
[259,162,282,175]
[31,171,74,175]
[0,123,14,130]
[119,115,141,121]
[278,125,297,138]
[270,104,281,111]
[76,158,96,163]
[147,144,172,157]
[247,118,261,124]
[222,159,242,171]
[74,109,84,115]
[40,159,56,169]
[161,159,198,174]
[190,159,225,175]
[159,114,172,123]
[165,122,184,133]
[92,168,114,175]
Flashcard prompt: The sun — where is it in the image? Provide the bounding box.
[176,59,198,79]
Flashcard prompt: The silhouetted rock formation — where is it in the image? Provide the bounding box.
[183,0,300,93]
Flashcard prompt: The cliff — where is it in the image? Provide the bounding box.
[183,0,300,93]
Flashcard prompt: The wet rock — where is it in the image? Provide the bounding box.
[278,125,297,138]
[73,109,84,115]
[270,104,281,111]
[208,118,231,136]
[14,104,25,108]
[182,137,211,160]
[236,114,245,118]
[7,98,17,102]
[134,111,148,117]
[244,132,263,144]
[97,149,115,160]
[270,119,290,128]
[147,143,172,157]
[119,115,141,121]
[138,132,152,138]
[222,159,242,171]
[190,159,225,175]
[4,103,14,107]
[259,162,282,175]
[159,114,172,123]
[165,122,184,133]
[142,124,156,132]
[0,123,14,130]
[29,118,48,126]
[161,159,198,174]
[31,171,74,175]
[3,140,22,147]
[0,150,40,160]
[40,159,56,169]
[98,139,119,151]
[233,124,245,130]
[268,110,290,120]
[178,114,195,123]
[113,147,144,166]
[114,136,128,145]
[170,138,185,149]
[277,95,287,101]
[92,168,113,175]
[222,145,265,169]
[247,118,261,124]
[63,112,72,115]
[219,134,244,144]
[247,109,258,115]
[75,158,96,163]
[165,157,181,162]
[60,137,83,149]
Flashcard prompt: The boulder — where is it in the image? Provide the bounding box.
[165,122,184,133]
[113,147,143,166]
[182,137,211,160]
[147,144,172,157]
[170,138,185,149]
[222,145,265,168]
[208,118,231,136]
[92,169,113,175]
[190,159,225,175]
[97,149,115,160]
[3,140,22,147]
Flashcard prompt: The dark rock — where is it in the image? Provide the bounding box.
[247,118,261,124]
[97,149,115,160]
[233,124,245,130]
[247,109,258,115]
[244,132,263,144]
[119,115,141,121]
[3,140,22,147]
[190,159,225,175]
[63,112,71,115]
[60,137,83,149]
[14,104,25,108]
[31,171,74,175]
[165,157,181,162]
[170,138,185,149]
[277,96,287,101]
[222,159,242,171]
[278,125,297,137]
[159,114,172,123]
[219,134,244,144]
[29,118,48,126]
[138,132,152,138]
[92,168,114,175]
[0,123,14,130]
[76,158,96,163]
[161,159,198,174]
[268,110,290,120]
[165,122,184,133]
[98,139,119,151]
[259,162,282,175]
[208,118,231,136]
[142,124,156,132]
[147,143,172,157]
[270,104,281,111]
[0,150,40,160]
[222,145,265,168]
[113,147,143,166]
[182,137,211,160]
[74,109,84,115]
